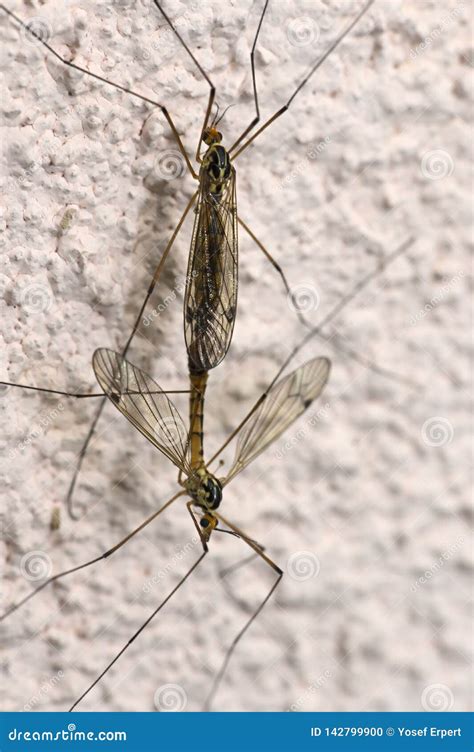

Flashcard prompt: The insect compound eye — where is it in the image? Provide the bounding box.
[200,518,210,528]
[204,478,222,510]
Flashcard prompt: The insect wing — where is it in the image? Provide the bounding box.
[226,357,331,483]
[185,168,238,371]
[93,349,191,476]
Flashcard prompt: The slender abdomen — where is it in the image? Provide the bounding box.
[189,370,208,470]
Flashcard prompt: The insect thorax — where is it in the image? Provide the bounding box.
[186,467,223,511]
[202,144,232,196]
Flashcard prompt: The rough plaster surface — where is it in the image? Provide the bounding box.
[0,0,471,714]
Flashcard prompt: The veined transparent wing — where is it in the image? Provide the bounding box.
[225,357,331,484]
[185,168,238,372]
[93,349,191,476]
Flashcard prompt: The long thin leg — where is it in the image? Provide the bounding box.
[0,4,198,179]
[186,501,210,552]
[0,490,184,623]
[65,399,106,519]
[237,214,309,329]
[65,189,198,518]
[3,180,195,520]
[151,1,215,163]
[227,0,270,155]
[0,383,103,399]
[218,538,267,613]
[203,511,282,711]
[238,215,292,297]
[69,549,208,711]
[238,218,417,388]
[0,383,189,398]
[0,379,188,521]
[219,543,266,581]
[231,0,375,160]
[237,218,415,390]
[122,189,198,356]
[269,236,415,391]
[207,236,415,468]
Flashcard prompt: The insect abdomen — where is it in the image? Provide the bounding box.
[189,371,208,470]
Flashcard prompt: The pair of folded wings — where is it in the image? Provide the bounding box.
[93,349,330,484]
[185,168,238,373]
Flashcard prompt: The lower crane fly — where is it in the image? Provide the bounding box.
[1,347,330,711]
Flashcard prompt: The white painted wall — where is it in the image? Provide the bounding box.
[1,0,471,712]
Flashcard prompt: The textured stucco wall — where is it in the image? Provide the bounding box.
[1,0,471,713]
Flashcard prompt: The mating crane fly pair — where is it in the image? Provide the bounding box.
[0,0,410,712]
[0,0,376,522]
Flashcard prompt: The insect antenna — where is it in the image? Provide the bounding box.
[214,103,238,127]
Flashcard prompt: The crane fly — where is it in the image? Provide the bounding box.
[1,347,330,711]
[0,0,375,518]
